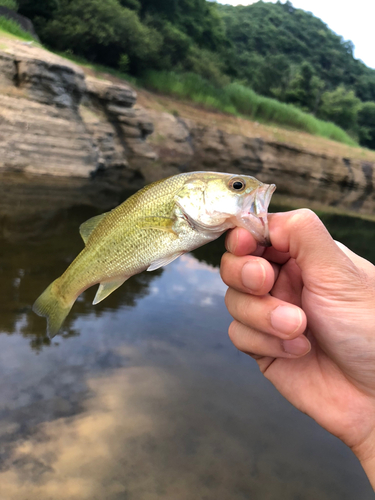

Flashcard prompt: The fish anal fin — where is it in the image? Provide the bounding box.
[147,252,184,272]
[93,277,127,305]
[79,213,108,244]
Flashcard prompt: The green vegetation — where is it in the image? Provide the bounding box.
[54,50,137,85]
[217,1,375,147]
[0,15,34,40]
[143,71,356,146]
[357,102,375,150]
[218,2,375,101]
[0,0,18,9]
[1,0,374,149]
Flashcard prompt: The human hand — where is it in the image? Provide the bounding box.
[221,209,375,487]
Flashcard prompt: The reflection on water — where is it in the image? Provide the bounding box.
[0,189,374,498]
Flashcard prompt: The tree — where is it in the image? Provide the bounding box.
[216,1,375,103]
[140,0,227,52]
[250,54,291,98]
[119,0,140,11]
[36,0,162,72]
[318,85,361,131]
[285,62,324,113]
[18,0,59,19]
[144,13,191,70]
[355,73,375,103]
[357,102,375,150]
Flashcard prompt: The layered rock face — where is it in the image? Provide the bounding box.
[147,111,375,216]
[0,39,374,219]
[0,41,154,186]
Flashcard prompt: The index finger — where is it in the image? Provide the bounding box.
[225,227,259,256]
[225,225,291,265]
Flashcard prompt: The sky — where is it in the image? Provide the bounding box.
[213,0,375,70]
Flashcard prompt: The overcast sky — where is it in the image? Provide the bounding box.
[213,0,375,70]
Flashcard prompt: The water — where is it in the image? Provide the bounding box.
[0,184,374,499]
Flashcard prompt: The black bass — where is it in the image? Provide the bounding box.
[33,172,276,337]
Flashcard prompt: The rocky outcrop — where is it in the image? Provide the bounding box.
[0,40,155,184]
[0,37,374,218]
[147,111,375,216]
[84,77,156,164]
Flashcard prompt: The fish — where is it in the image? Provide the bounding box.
[33,171,276,337]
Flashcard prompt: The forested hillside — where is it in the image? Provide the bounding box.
[2,0,375,149]
[217,1,375,148]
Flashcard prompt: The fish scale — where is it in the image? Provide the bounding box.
[33,171,276,337]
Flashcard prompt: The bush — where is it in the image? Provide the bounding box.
[0,15,35,40]
[118,54,129,73]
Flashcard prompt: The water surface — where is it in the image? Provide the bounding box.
[0,188,374,499]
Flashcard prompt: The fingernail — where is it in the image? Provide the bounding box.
[225,229,238,254]
[282,336,311,356]
[242,260,266,292]
[270,305,303,336]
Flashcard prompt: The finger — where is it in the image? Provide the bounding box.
[270,258,303,307]
[228,320,311,358]
[220,253,279,295]
[262,246,291,265]
[226,226,291,263]
[268,210,361,285]
[225,287,307,340]
[225,227,262,256]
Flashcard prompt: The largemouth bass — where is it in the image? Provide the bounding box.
[33,171,275,337]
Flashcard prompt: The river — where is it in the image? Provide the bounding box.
[0,178,374,499]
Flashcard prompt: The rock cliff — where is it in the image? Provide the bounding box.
[147,111,375,216]
[0,37,374,223]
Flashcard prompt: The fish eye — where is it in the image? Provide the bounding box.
[229,178,246,192]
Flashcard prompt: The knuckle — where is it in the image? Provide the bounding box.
[228,320,239,342]
[294,208,321,228]
[220,253,230,282]
[224,288,232,310]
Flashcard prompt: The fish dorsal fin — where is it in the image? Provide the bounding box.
[79,213,107,244]
[147,252,184,272]
[92,277,127,305]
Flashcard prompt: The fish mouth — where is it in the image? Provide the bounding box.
[240,183,276,246]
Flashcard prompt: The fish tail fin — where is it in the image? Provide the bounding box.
[32,279,74,338]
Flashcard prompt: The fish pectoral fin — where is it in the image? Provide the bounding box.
[137,216,178,236]
[147,252,184,272]
[80,213,108,244]
[93,277,127,305]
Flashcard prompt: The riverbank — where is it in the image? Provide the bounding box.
[0,33,374,221]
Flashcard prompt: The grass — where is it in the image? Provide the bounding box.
[141,71,358,147]
[0,16,35,41]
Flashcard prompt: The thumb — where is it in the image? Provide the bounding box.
[268,209,361,290]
